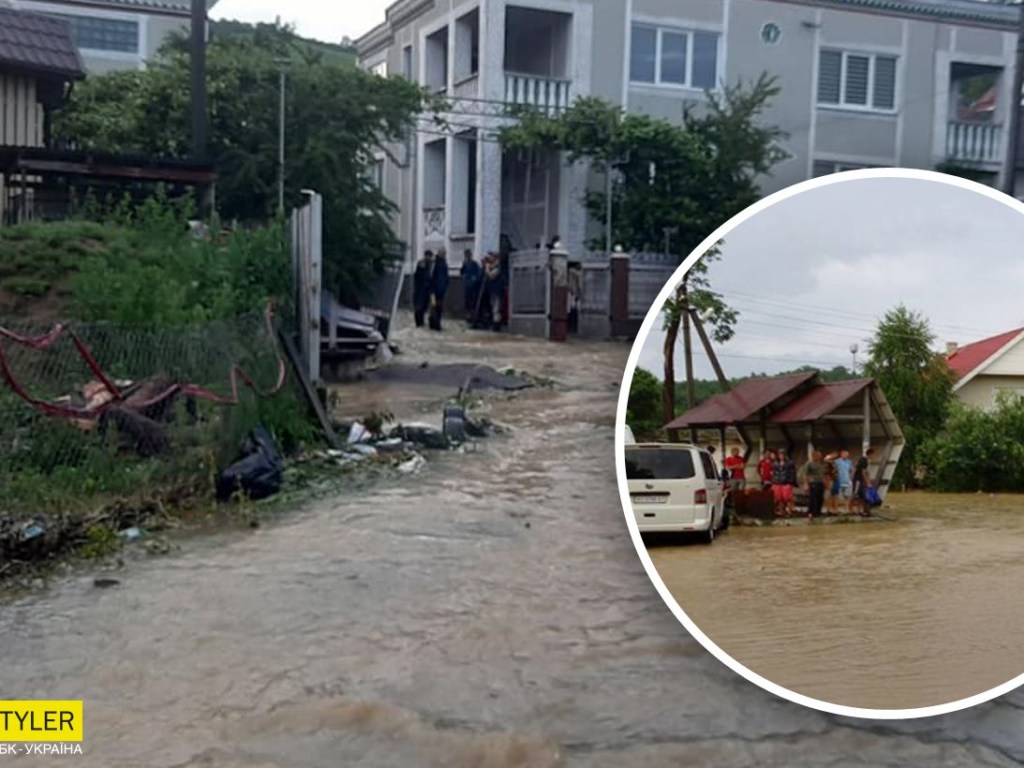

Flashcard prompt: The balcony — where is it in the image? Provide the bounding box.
[946,121,1003,165]
[505,74,571,114]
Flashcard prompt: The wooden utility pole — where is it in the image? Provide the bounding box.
[681,283,696,410]
[1001,0,1024,196]
[689,307,730,393]
[190,0,208,164]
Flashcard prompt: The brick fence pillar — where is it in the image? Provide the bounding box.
[610,250,631,338]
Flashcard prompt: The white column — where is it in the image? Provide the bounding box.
[479,0,506,254]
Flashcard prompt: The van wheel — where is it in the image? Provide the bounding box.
[703,524,715,544]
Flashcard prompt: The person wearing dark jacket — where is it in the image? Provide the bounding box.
[412,251,434,328]
[428,249,450,331]
[460,249,482,323]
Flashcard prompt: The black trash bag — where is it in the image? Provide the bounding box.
[216,425,284,502]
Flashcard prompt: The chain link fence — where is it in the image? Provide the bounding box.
[0,309,306,559]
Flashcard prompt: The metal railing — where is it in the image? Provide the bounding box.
[946,120,1003,164]
[504,73,571,114]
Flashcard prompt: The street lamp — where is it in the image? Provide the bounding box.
[276,56,289,215]
[850,343,859,375]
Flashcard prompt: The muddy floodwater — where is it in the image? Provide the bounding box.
[650,493,1024,710]
[5,320,1024,767]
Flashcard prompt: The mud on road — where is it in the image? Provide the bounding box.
[2,320,1024,767]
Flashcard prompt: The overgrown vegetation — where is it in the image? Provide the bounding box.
[53,23,438,299]
[920,394,1024,493]
[0,199,320,565]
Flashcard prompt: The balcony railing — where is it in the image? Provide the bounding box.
[424,206,445,240]
[946,121,1003,164]
[505,74,571,114]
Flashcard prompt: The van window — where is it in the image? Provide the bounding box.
[700,452,717,480]
[625,447,696,480]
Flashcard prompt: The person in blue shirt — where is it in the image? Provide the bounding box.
[460,249,482,324]
[834,449,854,513]
[428,249,450,332]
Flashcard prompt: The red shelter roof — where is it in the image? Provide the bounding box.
[769,379,873,424]
[947,328,1024,380]
[665,371,816,429]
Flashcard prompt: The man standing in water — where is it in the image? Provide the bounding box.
[834,449,854,514]
[852,448,875,516]
[413,250,434,328]
[724,447,746,499]
[482,252,504,331]
[804,451,827,519]
[772,450,795,517]
[758,450,775,490]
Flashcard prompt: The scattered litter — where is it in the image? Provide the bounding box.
[442,404,467,444]
[327,449,347,459]
[347,422,372,444]
[93,578,120,589]
[117,527,143,542]
[20,521,45,542]
[397,455,427,475]
[390,423,449,451]
[143,539,172,556]
[350,444,378,458]
[374,437,406,454]
[216,425,284,502]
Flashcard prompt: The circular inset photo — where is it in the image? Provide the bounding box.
[616,168,1024,719]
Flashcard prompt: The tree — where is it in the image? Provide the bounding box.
[919,394,1024,492]
[54,24,438,298]
[499,75,787,422]
[863,305,957,486]
[627,368,664,440]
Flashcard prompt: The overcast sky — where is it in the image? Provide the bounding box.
[212,0,390,43]
[636,176,1024,381]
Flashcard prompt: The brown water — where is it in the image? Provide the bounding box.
[4,320,1024,767]
[650,494,1024,710]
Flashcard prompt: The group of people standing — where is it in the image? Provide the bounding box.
[749,447,876,518]
[412,248,506,333]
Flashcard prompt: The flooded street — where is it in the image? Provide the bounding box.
[650,494,1024,710]
[4,319,1024,766]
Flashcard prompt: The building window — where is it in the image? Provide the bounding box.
[629,23,719,90]
[370,60,387,77]
[812,160,881,177]
[402,45,413,80]
[51,13,139,54]
[367,158,384,189]
[818,49,898,111]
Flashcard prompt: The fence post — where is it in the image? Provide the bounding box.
[610,249,631,338]
[549,247,569,342]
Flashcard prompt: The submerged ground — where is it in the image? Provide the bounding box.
[2,319,1024,767]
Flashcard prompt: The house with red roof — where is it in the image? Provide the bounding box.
[946,328,1024,411]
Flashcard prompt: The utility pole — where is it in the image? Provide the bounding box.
[190,0,208,164]
[277,57,288,215]
[604,161,613,253]
[681,282,696,410]
[1002,0,1024,196]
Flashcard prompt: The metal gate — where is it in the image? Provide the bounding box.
[507,249,550,338]
[577,258,611,339]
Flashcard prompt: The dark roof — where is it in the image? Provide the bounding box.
[947,328,1024,379]
[769,379,873,424]
[0,7,85,80]
[0,146,217,185]
[804,0,1017,29]
[665,371,817,429]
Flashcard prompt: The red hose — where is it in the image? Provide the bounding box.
[0,304,288,422]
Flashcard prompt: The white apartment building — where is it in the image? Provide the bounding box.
[356,0,1019,271]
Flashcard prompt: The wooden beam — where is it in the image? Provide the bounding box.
[277,326,341,449]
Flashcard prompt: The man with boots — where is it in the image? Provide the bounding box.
[428,249,450,332]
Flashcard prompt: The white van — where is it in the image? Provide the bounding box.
[625,443,726,543]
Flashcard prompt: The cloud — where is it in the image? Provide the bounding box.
[637,176,1024,381]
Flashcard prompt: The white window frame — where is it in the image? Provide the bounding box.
[19,0,145,62]
[629,22,722,92]
[369,60,388,77]
[817,48,899,115]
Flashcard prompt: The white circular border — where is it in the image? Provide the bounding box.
[614,167,1024,720]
